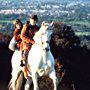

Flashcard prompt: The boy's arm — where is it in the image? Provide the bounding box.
[21,24,35,44]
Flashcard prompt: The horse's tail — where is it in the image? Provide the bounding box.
[8,78,13,90]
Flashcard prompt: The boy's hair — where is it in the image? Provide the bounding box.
[30,14,38,22]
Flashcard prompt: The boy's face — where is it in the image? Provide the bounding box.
[30,18,37,26]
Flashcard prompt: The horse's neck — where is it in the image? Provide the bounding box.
[44,30,52,41]
[39,26,46,33]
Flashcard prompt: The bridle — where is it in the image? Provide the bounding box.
[41,32,50,52]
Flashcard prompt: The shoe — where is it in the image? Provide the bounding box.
[20,60,25,67]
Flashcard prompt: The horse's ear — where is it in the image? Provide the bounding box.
[50,21,54,26]
[41,21,46,26]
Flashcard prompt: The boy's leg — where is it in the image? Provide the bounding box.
[20,49,29,67]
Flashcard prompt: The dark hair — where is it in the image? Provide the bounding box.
[30,14,38,22]
[13,19,23,29]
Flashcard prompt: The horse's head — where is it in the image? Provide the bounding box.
[40,21,54,33]
[39,21,54,51]
[33,21,54,51]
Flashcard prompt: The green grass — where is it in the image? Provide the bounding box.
[0,20,13,23]
[75,31,90,36]
[67,21,90,27]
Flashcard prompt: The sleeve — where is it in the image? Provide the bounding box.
[13,29,21,41]
[20,24,35,44]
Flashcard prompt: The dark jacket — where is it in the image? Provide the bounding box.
[20,22,39,51]
[13,28,22,50]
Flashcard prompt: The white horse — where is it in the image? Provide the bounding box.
[25,22,58,90]
[9,22,58,90]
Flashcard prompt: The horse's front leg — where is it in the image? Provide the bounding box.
[49,69,58,90]
[32,72,39,90]
[25,77,32,90]
[15,71,23,90]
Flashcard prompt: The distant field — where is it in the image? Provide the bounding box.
[0,19,90,26]
[75,31,90,36]
[0,19,90,36]
[0,20,13,24]
[67,21,90,27]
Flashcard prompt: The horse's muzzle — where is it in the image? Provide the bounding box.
[43,48,49,52]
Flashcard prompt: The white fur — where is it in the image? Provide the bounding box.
[8,50,23,90]
[26,23,57,90]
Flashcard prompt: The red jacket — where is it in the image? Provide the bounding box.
[13,28,22,49]
[20,22,39,51]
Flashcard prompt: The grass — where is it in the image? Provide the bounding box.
[75,31,90,36]
[67,21,90,27]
